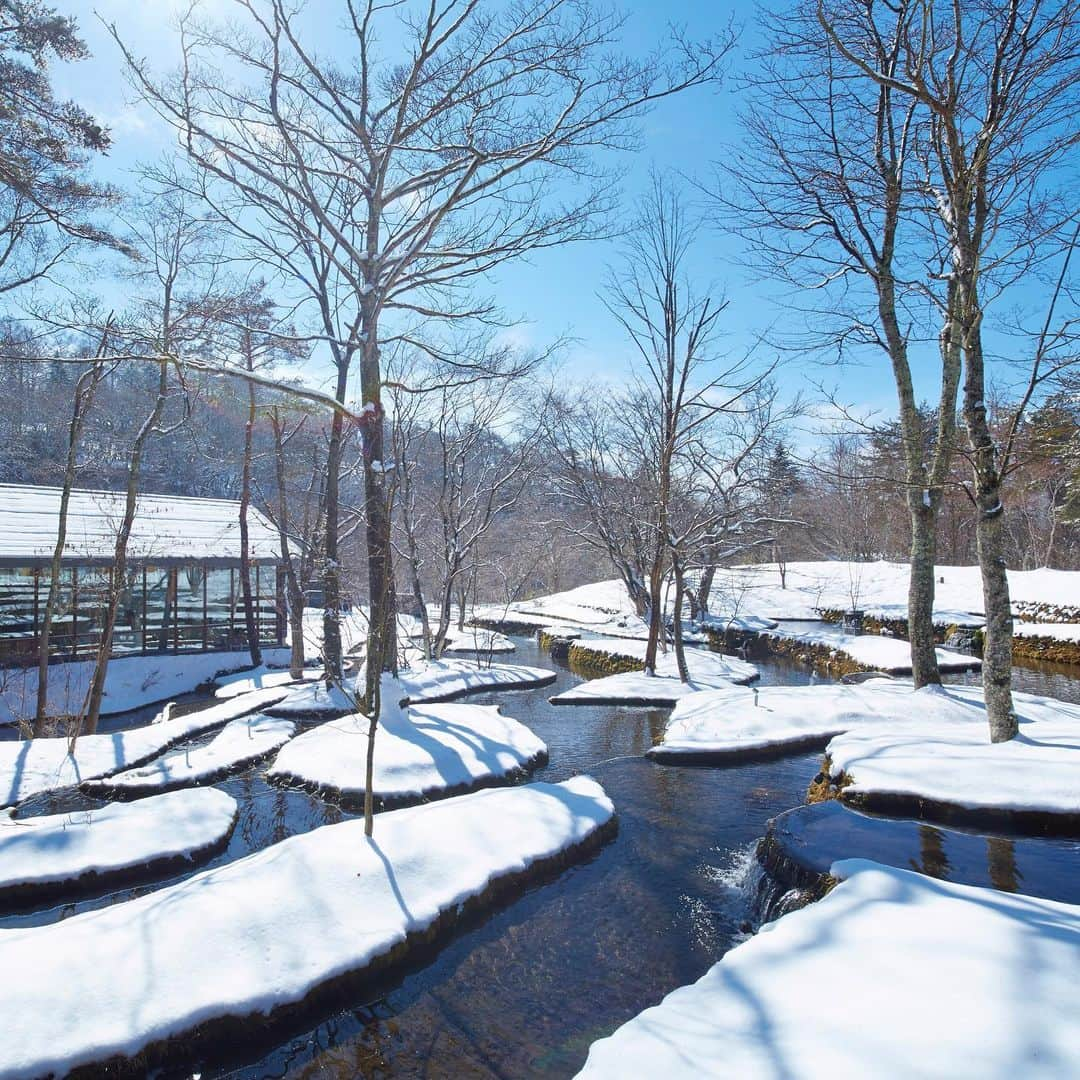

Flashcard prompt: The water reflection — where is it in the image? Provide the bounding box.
[1,635,1076,1078]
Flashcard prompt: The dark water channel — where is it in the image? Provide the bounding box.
[2,634,1078,1078]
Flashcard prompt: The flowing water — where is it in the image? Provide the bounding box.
[1,633,1077,1078]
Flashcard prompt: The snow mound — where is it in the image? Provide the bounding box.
[578,861,1080,1079]
[0,685,294,808]
[650,682,904,760]
[0,776,614,1080]
[826,686,1080,820]
[85,715,296,797]
[269,659,556,716]
[213,666,322,698]
[0,788,236,903]
[762,622,979,673]
[0,649,291,726]
[268,698,546,806]
[550,638,757,705]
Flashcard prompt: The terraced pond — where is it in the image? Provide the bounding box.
[2,634,1076,1078]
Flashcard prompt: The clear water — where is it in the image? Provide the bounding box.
[1,634,1076,1078]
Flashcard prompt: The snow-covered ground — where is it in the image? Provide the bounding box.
[213,665,322,698]
[85,715,296,797]
[488,562,1080,633]
[761,622,979,673]
[650,682,903,760]
[0,685,293,808]
[577,860,1080,1079]
[652,683,1080,812]
[826,686,1080,821]
[0,788,237,903]
[708,559,1080,624]
[0,776,614,1080]
[1013,622,1080,642]
[268,688,545,806]
[396,615,516,654]
[269,658,556,716]
[477,580,652,638]
[0,648,291,726]
[551,638,758,706]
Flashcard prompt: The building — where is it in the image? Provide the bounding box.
[0,484,286,665]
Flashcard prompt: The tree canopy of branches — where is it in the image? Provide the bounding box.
[0,1,118,253]
[111,0,732,718]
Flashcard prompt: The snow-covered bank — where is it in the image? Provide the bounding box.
[0,648,291,726]
[0,788,237,907]
[0,685,293,808]
[757,622,979,675]
[649,683,902,761]
[759,800,1080,906]
[0,777,614,1080]
[489,562,1080,635]
[708,559,1080,624]
[822,686,1080,831]
[653,684,1080,823]
[477,580,648,637]
[550,637,758,706]
[268,698,545,808]
[397,616,516,654]
[85,715,296,797]
[213,665,321,698]
[577,860,1080,1079]
[268,658,556,717]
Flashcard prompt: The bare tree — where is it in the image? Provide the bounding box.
[111,0,732,715]
[723,0,959,688]
[33,326,115,734]
[820,0,1080,740]
[79,191,224,733]
[604,175,779,677]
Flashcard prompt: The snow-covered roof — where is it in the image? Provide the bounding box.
[0,483,284,565]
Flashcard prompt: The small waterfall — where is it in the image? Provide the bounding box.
[708,843,816,934]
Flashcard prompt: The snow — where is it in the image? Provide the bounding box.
[396,614,517,654]
[85,715,296,797]
[0,685,293,808]
[213,665,322,698]
[826,685,1080,817]
[478,580,652,638]
[0,788,236,901]
[577,860,1080,1079]
[653,683,1080,802]
[268,680,545,805]
[1013,622,1080,643]
[269,658,556,716]
[650,682,903,759]
[761,622,980,673]
[0,776,614,1080]
[549,637,758,706]
[480,562,1080,641]
[0,482,285,561]
[0,648,291,726]
[708,559,1080,624]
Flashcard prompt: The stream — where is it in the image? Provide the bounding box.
[2,632,1078,1078]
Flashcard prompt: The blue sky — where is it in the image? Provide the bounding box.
[42,1,1039,434]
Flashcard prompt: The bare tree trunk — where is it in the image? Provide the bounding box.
[360,310,397,710]
[82,359,170,735]
[270,410,306,679]
[907,500,941,682]
[672,553,690,682]
[964,320,1016,741]
[695,565,716,618]
[34,354,109,735]
[321,367,347,681]
[643,558,666,674]
[238,362,262,666]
